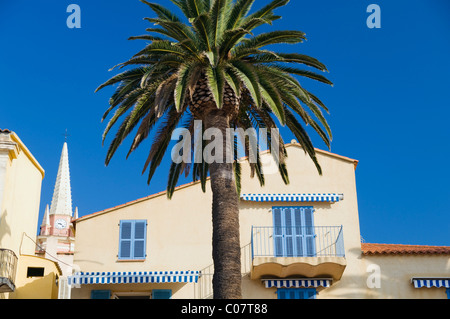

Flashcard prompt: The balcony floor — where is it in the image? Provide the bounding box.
[251,256,347,281]
[0,277,15,293]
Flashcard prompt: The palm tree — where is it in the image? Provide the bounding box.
[96,0,333,299]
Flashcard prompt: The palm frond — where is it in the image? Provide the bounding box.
[226,0,255,31]
[210,0,232,46]
[126,108,158,157]
[140,1,182,22]
[238,0,289,31]
[191,13,213,51]
[247,52,328,72]
[223,67,242,98]
[166,114,195,198]
[244,0,289,24]
[229,60,261,107]
[284,108,322,175]
[175,63,198,111]
[218,28,251,58]
[257,72,285,125]
[235,30,306,53]
[102,87,146,144]
[186,0,208,18]
[272,65,333,86]
[206,64,225,109]
[95,67,147,93]
[142,107,184,184]
[143,18,196,45]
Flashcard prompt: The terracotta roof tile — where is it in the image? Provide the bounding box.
[0,128,11,133]
[361,243,450,255]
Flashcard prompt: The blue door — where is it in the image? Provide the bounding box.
[273,207,316,257]
[152,289,172,299]
[277,288,316,299]
[91,290,111,299]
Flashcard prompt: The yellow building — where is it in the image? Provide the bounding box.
[9,255,62,299]
[69,142,450,299]
[0,129,62,299]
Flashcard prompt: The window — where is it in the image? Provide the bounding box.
[277,288,316,299]
[273,206,316,257]
[118,220,147,260]
[27,267,45,277]
[152,289,172,299]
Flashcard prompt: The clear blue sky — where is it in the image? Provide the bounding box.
[1,1,449,246]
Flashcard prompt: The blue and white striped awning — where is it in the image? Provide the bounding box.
[262,278,332,289]
[68,271,199,286]
[241,193,343,203]
[412,278,450,288]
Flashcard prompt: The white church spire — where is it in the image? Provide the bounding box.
[41,204,50,226]
[49,142,73,216]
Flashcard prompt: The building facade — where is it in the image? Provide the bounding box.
[69,143,450,299]
[0,130,62,299]
[9,255,62,299]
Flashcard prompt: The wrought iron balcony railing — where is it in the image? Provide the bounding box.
[251,226,345,259]
[0,248,18,292]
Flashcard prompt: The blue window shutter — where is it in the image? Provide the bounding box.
[273,208,283,257]
[273,206,316,257]
[119,220,147,259]
[133,220,147,259]
[294,207,304,256]
[289,290,298,299]
[277,288,316,299]
[91,290,111,299]
[284,208,294,257]
[277,289,286,299]
[304,288,316,299]
[153,289,172,299]
[119,221,132,259]
[277,289,294,299]
[303,208,316,256]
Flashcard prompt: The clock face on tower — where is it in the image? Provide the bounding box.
[55,218,67,229]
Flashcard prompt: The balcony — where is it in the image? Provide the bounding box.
[251,226,346,281]
[0,248,18,292]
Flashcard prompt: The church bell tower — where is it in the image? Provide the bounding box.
[36,141,77,276]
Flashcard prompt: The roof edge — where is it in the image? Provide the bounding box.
[361,243,450,255]
[9,132,45,179]
[238,142,359,169]
[19,254,63,275]
[74,179,206,223]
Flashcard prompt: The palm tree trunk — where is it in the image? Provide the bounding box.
[204,109,242,299]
